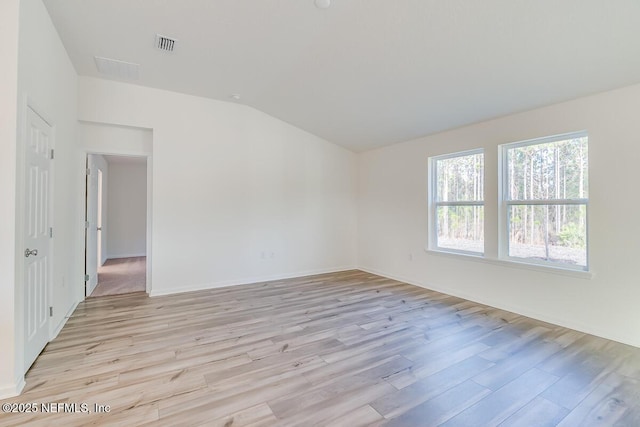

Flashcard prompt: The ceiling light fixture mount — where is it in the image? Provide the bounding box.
[314,0,331,9]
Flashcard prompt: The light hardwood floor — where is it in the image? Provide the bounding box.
[1,270,639,426]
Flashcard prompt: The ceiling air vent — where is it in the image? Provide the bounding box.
[155,34,177,52]
[94,56,140,80]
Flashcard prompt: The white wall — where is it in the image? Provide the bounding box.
[107,161,147,259]
[358,82,640,348]
[0,0,21,400]
[79,121,153,157]
[78,77,357,295]
[0,0,78,398]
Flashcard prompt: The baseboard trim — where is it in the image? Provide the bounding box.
[149,266,357,297]
[357,265,640,349]
[0,377,25,399]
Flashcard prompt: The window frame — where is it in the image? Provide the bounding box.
[499,131,589,271]
[428,148,485,257]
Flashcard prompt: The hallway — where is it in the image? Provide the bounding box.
[90,257,146,297]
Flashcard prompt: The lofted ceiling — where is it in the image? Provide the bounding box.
[43,0,640,152]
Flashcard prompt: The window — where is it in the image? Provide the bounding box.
[501,132,588,270]
[429,150,484,255]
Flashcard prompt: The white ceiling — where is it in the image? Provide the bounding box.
[44,0,640,152]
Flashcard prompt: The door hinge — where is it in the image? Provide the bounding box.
[50,149,54,160]
[86,168,91,176]
[84,274,90,282]
[85,221,90,229]
[49,306,53,317]
[49,227,53,238]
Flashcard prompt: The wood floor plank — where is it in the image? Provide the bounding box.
[268,355,412,419]
[159,374,311,424]
[440,368,559,426]
[325,404,384,427]
[473,339,562,390]
[0,270,639,426]
[276,380,396,427]
[370,355,495,418]
[382,379,491,426]
[499,396,570,427]
[556,373,640,427]
[206,403,278,427]
[540,350,622,410]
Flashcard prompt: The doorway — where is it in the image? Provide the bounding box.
[85,154,148,297]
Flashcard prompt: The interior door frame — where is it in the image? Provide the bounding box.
[15,96,55,380]
[82,150,153,297]
[97,168,104,267]
[84,154,99,296]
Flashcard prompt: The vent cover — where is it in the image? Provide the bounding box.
[156,34,177,52]
[94,56,140,80]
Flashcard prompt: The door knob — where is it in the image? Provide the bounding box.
[25,248,38,257]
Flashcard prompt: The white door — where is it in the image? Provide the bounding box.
[97,169,104,267]
[24,107,53,370]
[85,154,99,296]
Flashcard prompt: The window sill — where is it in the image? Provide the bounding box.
[424,247,593,280]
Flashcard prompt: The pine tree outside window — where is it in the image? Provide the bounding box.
[500,132,588,270]
[429,150,484,255]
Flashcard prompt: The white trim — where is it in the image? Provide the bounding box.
[502,130,588,150]
[13,94,30,389]
[498,131,589,272]
[0,377,25,400]
[424,246,593,279]
[146,153,152,294]
[82,147,152,297]
[42,109,56,344]
[430,147,485,161]
[428,148,485,255]
[149,266,357,297]
[425,247,485,260]
[427,155,436,251]
[15,97,56,389]
[505,199,587,206]
[357,266,637,349]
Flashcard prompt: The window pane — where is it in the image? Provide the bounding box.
[507,136,588,201]
[508,204,587,267]
[437,205,484,253]
[436,153,484,202]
